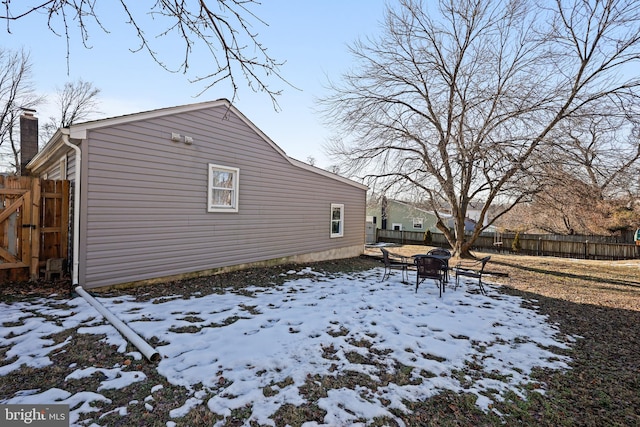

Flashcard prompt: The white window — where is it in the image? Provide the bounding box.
[392,223,402,231]
[413,218,424,229]
[208,164,239,212]
[330,204,344,238]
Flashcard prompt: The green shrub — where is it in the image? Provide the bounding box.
[423,229,433,245]
[512,232,521,253]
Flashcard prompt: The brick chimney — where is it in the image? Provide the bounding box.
[20,109,38,176]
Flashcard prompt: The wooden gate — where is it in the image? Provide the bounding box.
[0,176,69,282]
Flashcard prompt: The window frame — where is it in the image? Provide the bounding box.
[413,217,424,230]
[330,203,344,238]
[207,163,239,213]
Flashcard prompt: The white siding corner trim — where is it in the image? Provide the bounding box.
[208,163,239,212]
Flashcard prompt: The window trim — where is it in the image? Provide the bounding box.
[208,163,239,213]
[413,217,424,230]
[330,203,344,238]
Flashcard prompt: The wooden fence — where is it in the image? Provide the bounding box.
[0,176,70,281]
[376,229,640,260]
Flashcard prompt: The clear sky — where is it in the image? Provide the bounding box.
[3,1,390,169]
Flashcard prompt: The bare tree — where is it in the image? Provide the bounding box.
[321,0,640,257]
[1,1,288,108]
[0,48,42,173]
[41,79,101,142]
[512,169,608,235]
[500,119,640,235]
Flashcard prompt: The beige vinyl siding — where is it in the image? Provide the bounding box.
[79,104,365,288]
[39,148,76,181]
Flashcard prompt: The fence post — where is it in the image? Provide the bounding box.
[538,238,542,256]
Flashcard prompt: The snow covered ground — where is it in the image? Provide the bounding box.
[0,266,575,426]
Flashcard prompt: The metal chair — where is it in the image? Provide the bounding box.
[415,255,445,297]
[380,248,410,283]
[427,248,451,282]
[453,256,491,295]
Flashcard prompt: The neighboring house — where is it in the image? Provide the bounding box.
[27,99,368,289]
[466,201,500,228]
[367,199,439,232]
[367,198,489,234]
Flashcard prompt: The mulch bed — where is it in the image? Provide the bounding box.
[0,278,74,301]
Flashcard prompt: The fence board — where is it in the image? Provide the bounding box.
[40,180,69,263]
[376,229,640,260]
[0,177,69,282]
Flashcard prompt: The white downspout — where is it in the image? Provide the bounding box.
[74,286,161,362]
[62,132,160,362]
[62,132,80,285]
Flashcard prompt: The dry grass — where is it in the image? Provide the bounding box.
[372,244,640,311]
[2,247,640,426]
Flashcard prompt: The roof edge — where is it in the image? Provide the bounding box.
[68,99,231,139]
[226,105,368,191]
[28,99,368,191]
[26,128,71,172]
[287,157,368,190]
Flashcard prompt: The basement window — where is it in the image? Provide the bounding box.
[208,164,239,212]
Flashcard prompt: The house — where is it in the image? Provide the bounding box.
[367,198,485,234]
[367,198,439,232]
[466,201,501,228]
[26,100,368,289]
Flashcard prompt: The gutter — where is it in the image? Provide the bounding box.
[61,132,160,362]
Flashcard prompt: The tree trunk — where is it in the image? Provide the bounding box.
[436,216,477,259]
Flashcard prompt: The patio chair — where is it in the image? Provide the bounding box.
[427,248,452,282]
[415,255,445,297]
[380,248,410,283]
[452,256,491,295]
